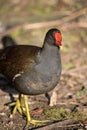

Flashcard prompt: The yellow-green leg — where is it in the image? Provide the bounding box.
[23,95,49,127]
[11,94,23,115]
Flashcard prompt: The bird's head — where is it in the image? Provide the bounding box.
[44,28,62,48]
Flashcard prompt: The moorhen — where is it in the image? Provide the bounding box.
[1,35,53,105]
[0,28,62,126]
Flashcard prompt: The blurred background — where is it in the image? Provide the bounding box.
[0,0,87,129]
[0,0,87,46]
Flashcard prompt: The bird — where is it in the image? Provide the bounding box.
[1,35,59,107]
[0,28,62,127]
[0,35,51,106]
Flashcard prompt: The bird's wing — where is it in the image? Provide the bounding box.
[0,45,41,61]
[0,45,41,78]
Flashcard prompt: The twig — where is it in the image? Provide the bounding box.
[13,7,87,30]
[0,7,87,37]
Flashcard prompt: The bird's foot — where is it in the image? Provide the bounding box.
[24,119,49,129]
[23,95,50,128]
[11,99,23,116]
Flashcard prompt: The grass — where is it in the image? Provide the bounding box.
[75,87,87,99]
[44,107,67,120]
[0,4,10,16]
[63,63,75,70]
[73,3,83,10]
[44,106,87,121]
[11,29,27,39]
[62,44,72,53]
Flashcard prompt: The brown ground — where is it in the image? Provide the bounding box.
[0,0,87,130]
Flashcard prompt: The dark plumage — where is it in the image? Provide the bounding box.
[0,35,17,94]
[0,35,55,105]
[1,35,16,48]
[0,28,62,126]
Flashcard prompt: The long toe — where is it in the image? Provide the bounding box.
[29,119,49,126]
[24,119,50,129]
